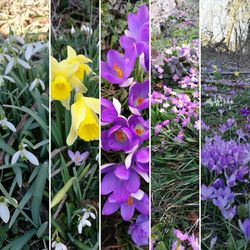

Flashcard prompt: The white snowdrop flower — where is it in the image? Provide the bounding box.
[17,58,31,69]
[25,44,33,61]
[0,196,10,224]
[0,118,16,132]
[52,241,67,250]
[78,208,96,234]
[80,24,93,35]
[11,143,39,166]
[5,58,14,75]
[163,102,170,109]
[29,78,45,91]
[71,26,76,34]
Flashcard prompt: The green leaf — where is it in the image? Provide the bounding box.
[31,163,47,226]
[36,222,48,238]
[51,177,76,208]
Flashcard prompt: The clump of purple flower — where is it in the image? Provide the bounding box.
[101,5,149,247]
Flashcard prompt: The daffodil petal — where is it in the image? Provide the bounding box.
[66,128,78,146]
[84,97,100,114]
[67,46,76,59]
[71,98,87,130]
[61,97,71,110]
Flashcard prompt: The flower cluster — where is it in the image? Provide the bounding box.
[172,229,199,250]
[101,5,149,247]
[51,46,99,145]
[151,42,199,140]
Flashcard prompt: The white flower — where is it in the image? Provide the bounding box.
[0,197,10,223]
[29,78,45,91]
[80,24,93,35]
[78,208,96,234]
[11,143,39,166]
[0,118,16,132]
[52,241,67,250]
[71,26,76,34]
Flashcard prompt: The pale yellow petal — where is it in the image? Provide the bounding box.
[71,97,87,131]
[61,97,71,110]
[67,46,76,59]
[68,75,87,93]
[66,128,78,146]
[83,97,100,114]
[76,54,92,64]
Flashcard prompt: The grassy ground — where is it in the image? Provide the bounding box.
[151,5,199,249]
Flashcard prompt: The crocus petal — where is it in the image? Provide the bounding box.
[114,164,130,180]
[113,98,121,115]
[0,203,10,223]
[23,149,39,166]
[11,151,20,165]
[102,199,120,215]
[101,172,119,195]
[121,203,135,221]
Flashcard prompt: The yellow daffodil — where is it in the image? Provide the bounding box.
[51,57,80,109]
[66,93,99,146]
[64,46,92,90]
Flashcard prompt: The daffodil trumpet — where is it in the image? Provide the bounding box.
[66,93,99,146]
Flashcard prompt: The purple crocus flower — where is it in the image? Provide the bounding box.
[174,229,188,241]
[128,215,149,246]
[125,5,149,44]
[102,189,149,221]
[101,97,121,125]
[128,80,149,115]
[101,117,139,153]
[201,184,216,200]
[128,115,149,143]
[68,150,89,166]
[101,45,136,86]
[239,218,250,240]
[101,163,140,203]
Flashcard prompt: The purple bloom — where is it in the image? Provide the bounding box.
[125,5,149,44]
[101,45,136,86]
[101,117,139,153]
[239,218,250,240]
[188,234,199,250]
[101,163,140,202]
[128,80,149,114]
[101,97,120,125]
[102,189,149,221]
[174,229,188,241]
[68,150,89,166]
[128,115,149,143]
[128,215,149,246]
[201,184,216,200]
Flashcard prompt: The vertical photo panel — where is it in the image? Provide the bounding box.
[0,0,49,248]
[101,1,150,248]
[201,0,250,249]
[151,0,200,249]
[50,0,100,249]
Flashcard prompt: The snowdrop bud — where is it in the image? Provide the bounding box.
[0,197,10,224]
[71,26,76,34]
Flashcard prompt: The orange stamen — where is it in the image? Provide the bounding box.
[113,64,123,78]
[136,97,144,106]
[135,126,144,136]
[127,196,134,206]
[115,130,126,141]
